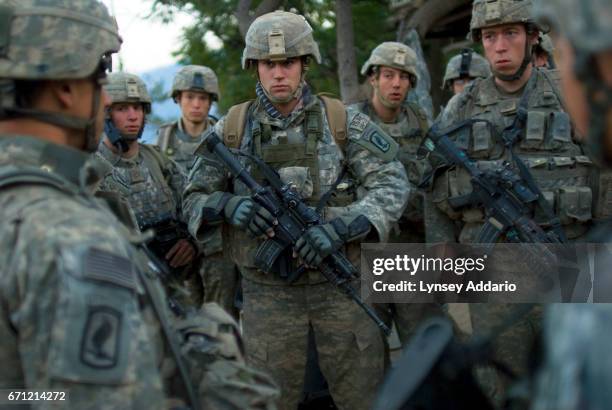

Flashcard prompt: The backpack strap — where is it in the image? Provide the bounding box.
[319,95,347,150]
[156,123,175,153]
[406,101,430,132]
[223,101,253,149]
[140,143,171,185]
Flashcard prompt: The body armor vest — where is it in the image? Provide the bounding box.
[97,142,180,231]
[433,70,595,241]
[158,118,215,174]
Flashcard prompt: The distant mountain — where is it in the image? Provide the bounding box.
[137,64,220,144]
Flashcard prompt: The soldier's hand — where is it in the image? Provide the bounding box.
[224,195,276,238]
[166,239,196,267]
[294,223,344,267]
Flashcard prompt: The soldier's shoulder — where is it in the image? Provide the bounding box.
[345,110,399,162]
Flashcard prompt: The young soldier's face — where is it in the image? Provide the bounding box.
[109,102,144,139]
[257,58,302,101]
[371,66,412,108]
[482,23,533,78]
[178,90,210,124]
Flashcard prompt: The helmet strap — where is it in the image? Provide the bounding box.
[494,38,533,82]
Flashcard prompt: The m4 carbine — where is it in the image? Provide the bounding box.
[204,131,390,336]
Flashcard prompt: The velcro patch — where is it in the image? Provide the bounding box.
[349,113,369,132]
[369,130,391,153]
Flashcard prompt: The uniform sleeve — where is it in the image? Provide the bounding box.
[182,119,231,241]
[327,111,411,242]
[0,189,169,409]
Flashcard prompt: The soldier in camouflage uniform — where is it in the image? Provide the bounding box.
[157,65,240,319]
[531,0,612,408]
[183,10,410,410]
[442,49,492,96]
[425,0,598,401]
[350,42,447,350]
[96,72,202,308]
[533,33,556,69]
[0,1,279,408]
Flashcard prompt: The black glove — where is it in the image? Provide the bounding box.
[224,195,275,237]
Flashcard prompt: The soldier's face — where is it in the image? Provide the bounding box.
[178,91,210,124]
[109,103,144,138]
[257,58,302,101]
[482,24,535,77]
[371,66,412,108]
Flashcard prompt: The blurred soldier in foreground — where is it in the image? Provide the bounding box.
[351,42,446,354]
[442,48,492,96]
[425,0,596,401]
[96,72,202,308]
[183,10,409,410]
[157,65,240,318]
[0,0,278,408]
[533,34,556,69]
[532,0,612,408]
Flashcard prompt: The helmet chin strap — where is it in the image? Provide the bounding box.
[261,80,304,104]
[493,37,533,82]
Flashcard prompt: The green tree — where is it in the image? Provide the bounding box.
[152,0,392,111]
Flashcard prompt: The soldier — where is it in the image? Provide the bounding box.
[157,65,240,318]
[425,0,597,401]
[531,0,612,408]
[96,72,201,308]
[350,42,446,349]
[183,10,410,410]
[0,0,278,408]
[533,33,556,68]
[442,48,492,95]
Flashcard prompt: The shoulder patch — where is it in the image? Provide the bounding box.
[349,113,370,132]
[82,247,137,290]
[351,121,399,163]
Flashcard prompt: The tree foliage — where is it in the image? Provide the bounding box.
[152,0,392,112]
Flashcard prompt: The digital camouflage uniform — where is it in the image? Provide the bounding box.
[183,11,410,410]
[427,0,598,401]
[157,65,240,319]
[351,42,446,349]
[442,49,491,91]
[96,72,203,308]
[531,0,612,408]
[0,1,279,409]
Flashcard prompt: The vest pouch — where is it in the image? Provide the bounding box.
[590,166,612,219]
[549,111,572,144]
[521,111,547,150]
[431,169,462,220]
[558,186,593,224]
[533,190,556,224]
[470,121,492,157]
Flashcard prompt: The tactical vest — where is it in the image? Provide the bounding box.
[432,70,596,241]
[97,143,180,230]
[157,118,216,174]
[220,96,361,285]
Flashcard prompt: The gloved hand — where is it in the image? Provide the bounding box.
[224,195,275,238]
[295,215,372,266]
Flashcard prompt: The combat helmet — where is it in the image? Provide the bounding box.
[470,0,541,81]
[105,72,151,113]
[171,65,220,101]
[533,0,612,165]
[104,72,150,151]
[361,42,419,87]
[241,10,321,69]
[0,0,121,152]
[442,49,491,89]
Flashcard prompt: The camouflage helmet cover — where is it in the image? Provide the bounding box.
[535,33,555,55]
[533,0,612,54]
[0,0,121,80]
[361,42,419,85]
[470,0,539,40]
[105,72,152,113]
[442,49,491,89]
[172,65,220,101]
[241,10,321,69]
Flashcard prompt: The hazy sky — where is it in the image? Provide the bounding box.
[100,0,198,74]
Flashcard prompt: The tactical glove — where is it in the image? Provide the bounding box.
[295,215,371,266]
[224,195,275,237]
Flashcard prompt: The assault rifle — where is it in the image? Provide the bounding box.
[420,119,565,245]
[204,131,391,336]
